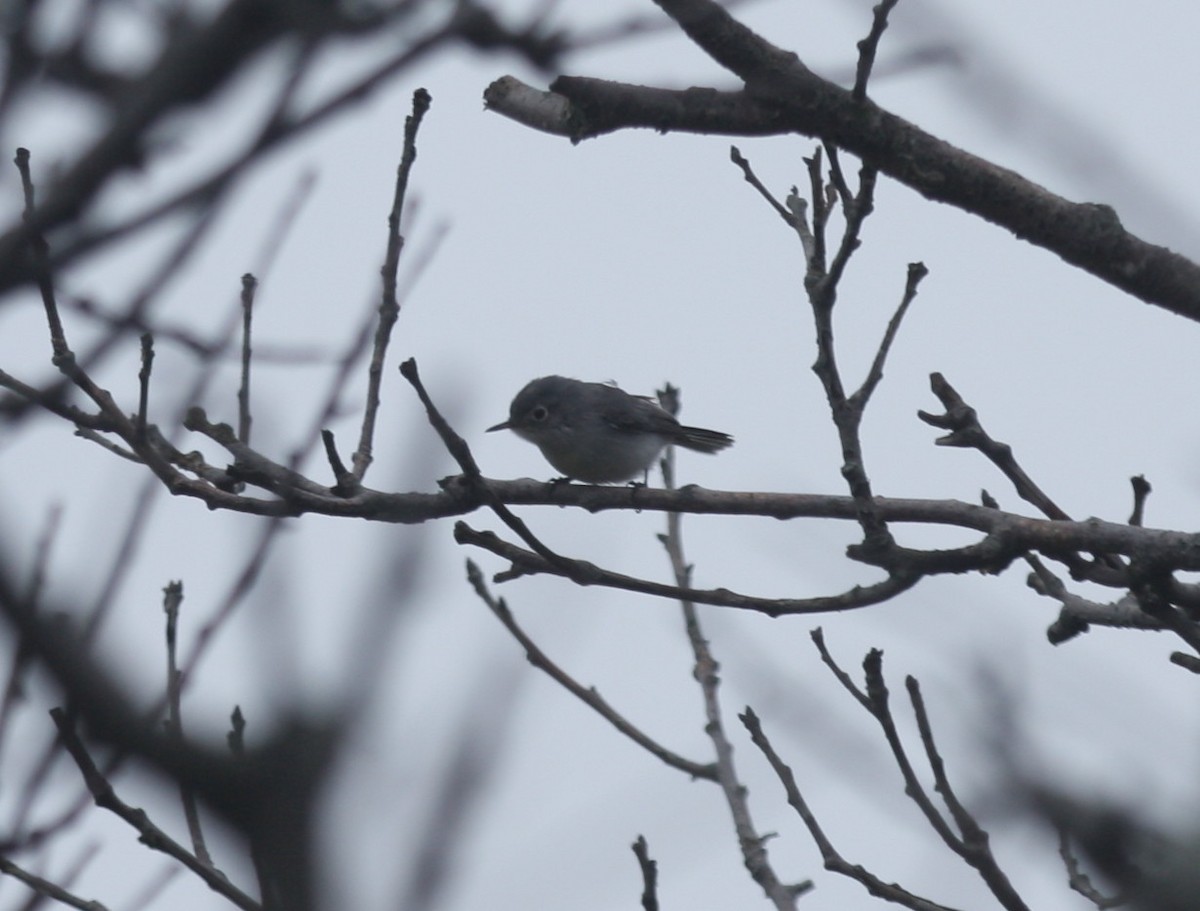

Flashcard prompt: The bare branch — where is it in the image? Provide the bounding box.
[401,358,586,580]
[919,373,1073,522]
[729,146,797,227]
[136,334,154,443]
[238,274,257,445]
[852,0,901,101]
[459,521,917,616]
[1055,824,1125,908]
[659,430,808,908]
[51,710,260,911]
[353,88,432,482]
[0,851,110,911]
[162,582,213,867]
[906,677,1029,909]
[487,0,1200,322]
[632,836,659,911]
[852,262,928,407]
[741,708,953,911]
[1129,475,1151,527]
[465,561,715,780]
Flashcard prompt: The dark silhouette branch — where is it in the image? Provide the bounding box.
[465,561,716,781]
[485,0,1200,322]
[742,707,960,911]
[658,431,812,907]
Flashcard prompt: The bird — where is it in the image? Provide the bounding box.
[487,375,733,484]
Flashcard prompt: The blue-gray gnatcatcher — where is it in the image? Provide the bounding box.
[487,375,733,483]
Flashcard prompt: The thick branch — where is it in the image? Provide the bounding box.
[486,47,1200,322]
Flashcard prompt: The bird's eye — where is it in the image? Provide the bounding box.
[530,405,548,422]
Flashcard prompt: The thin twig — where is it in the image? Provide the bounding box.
[822,143,853,204]
[918,373,1073,522]
[227,706,246,757]
[50,710,260,911]
[14,148,67,360]
[224,706,271,902]
[402,359,586,581]
[658,409,806,909]
[804,147,830,269]
[857,650,961,845]
[353,87,432,482]
[162,581,213,866]
[1129,475,1150,527]
[853,0,901,102]
[906,677,1029,910]
[137,333,154,442]
[238,274,257,445]
[729,146,796,227]
[824,162,876,294]
[741,708,945,910]
[320,430,357,496]
[0,504,60,759]
[818,639,1030,911]
[810,628,871,711]
[458,521,918,614]
[1055,824,1124,908]
[464,561,715,780]
[0,852,109,911]
[852,261,927,408]
[11,148,179,490]
[799,150,892,552]
[631,835,659,911]
[294,222,449,481]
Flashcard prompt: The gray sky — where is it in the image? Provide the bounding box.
[1,1,1199,909]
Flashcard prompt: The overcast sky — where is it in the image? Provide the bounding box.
[2,1,1199,909]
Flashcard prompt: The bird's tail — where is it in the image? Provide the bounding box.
[675,426,734,453]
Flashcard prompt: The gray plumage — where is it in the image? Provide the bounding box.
[488,375,733,483]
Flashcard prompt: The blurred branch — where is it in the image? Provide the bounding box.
[0,505,59,757]
[0,851,109,911]
[0,531,339,911]
[0,1,566,300]
[162,582,213,867]
[1055,824,1124,908]
[51,710,260,910]
[395,658,523,911]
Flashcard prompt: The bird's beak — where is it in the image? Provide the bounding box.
[486,420,511,433]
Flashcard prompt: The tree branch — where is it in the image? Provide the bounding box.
[485,0,1200,323]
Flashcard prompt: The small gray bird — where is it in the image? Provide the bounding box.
[487,375,733,484]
